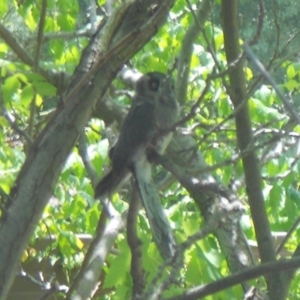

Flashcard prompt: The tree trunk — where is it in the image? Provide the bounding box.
[0,1,175,298]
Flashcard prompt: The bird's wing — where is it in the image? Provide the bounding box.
[111,97,155,172]
[95,97,155,199]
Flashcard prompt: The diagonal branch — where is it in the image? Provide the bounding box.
[28,0,47,139]
[162,133,255,292]
[0,1,175,298]
[65,210,108,298]
[0,23,61,87]
[33,0,47,71]
[67,210,125,300]
[244,43,300,125]
[0,23,33,66]
[165,256,300,300]
[77,133,99,187]
[176,0,212,105]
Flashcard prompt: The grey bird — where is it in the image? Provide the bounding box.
[94,72,179,259]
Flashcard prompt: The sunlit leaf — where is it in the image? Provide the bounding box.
[1,1,300,298]
[286,64,296,79]
[2,75,21,103]
[0,43,8,53]
[24,8,37,31]
[33,81,57,96]
[284,79,300,91]
[103,240,130,288]
[19,84,34,106]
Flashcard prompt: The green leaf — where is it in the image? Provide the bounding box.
[103,240,130,288]
[214,32,224,51]
[269,184,283,219]
[34,81,57,96]
[0,43,8,54]
[58,232,76,256]
[185,249,203,284]
[85,204,100,232]
[24,8,37,31]
[2,75,21,103]
[0,0,7,18]
[286,64,296,79]
[288,186,300,209]
[19,84,34,106]
[249,97,281,121]
[182,216,199,236]
[284,79,300,91]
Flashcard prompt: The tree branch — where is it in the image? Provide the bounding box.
[0,23,33,66]
[165,256,300,300]
[34,0,47,71]
[143,200,243,300]
[68,209,125,299]
[176,0,212,105]
[0,1,175,298]
[65,210,108,298]
[0,23,61,88]
[77,133,99,187]
[221,0,283,298]
[160,133,255,292]
[127,184,145,299]
[28,0,47,139]
[243,43,300,125]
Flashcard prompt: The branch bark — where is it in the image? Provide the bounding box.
[165,256,300,300]
[0,23,62,88]
[65,210,108,298]
[0,1,175,298]
[68,209,125,300]
[127,185,145,299]
[221,0,284,298]
[163,133,255,291]
[176,0,212,106]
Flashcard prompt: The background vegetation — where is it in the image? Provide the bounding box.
[1,0,300,299]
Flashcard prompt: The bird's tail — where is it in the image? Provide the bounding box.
[133,155,176,260]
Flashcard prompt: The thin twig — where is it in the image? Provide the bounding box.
[42,29,92,40]
[267,0,280,67]
[0,88,33,145]
[18,268,68,299]
[276,215,300,255]
[65,210,108,299]
[243,43,300,125]
[127,183,145,298]
[77,133,99,187]
[165,257,300,300]
[143,202,242,300]
[173,77,211,128]
[248,0,264,46]
[186,0,220,72]
[34,0,47,71]
[28,0,47,139]
[0,23,60,87]
[1,110,33,145]
[0,24,33,66]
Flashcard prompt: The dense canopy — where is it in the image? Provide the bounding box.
[1,0,300,299]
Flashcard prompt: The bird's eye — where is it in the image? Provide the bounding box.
[148,78,160,91]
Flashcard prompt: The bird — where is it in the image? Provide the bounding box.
[94,72,179,259]
[94,72,179,198]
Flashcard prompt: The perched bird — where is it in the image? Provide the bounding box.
[95,72,178,198]
[94,72,179,259]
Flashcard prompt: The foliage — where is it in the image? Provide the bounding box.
[1,0,300,299]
